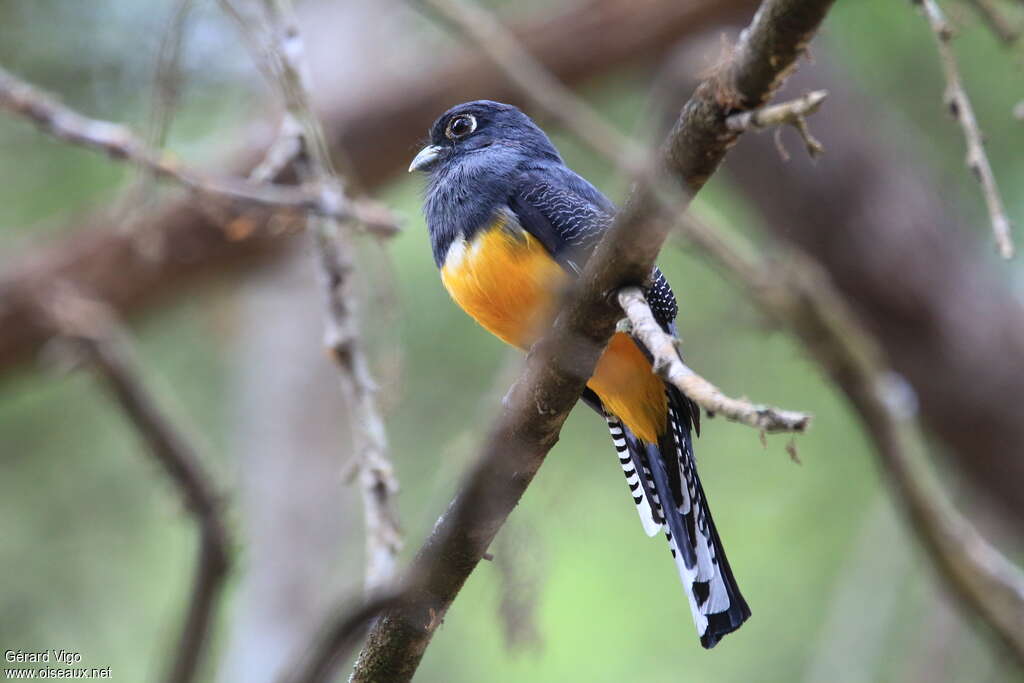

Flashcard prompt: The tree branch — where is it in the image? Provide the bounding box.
[43,288,230,683]
[912,0,1015,258]
[350,1,835,680]
[617,286,811,433]
[0,65,398,236]
[251,0,402,592]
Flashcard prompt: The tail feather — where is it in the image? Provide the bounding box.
[605,388,750,648]
[605,413,661,536]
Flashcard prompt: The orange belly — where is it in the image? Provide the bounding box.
[440,220,666,443]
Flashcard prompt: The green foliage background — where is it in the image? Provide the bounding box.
[1,1,1022,681]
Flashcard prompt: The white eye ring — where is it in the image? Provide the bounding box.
[445,114,477,140]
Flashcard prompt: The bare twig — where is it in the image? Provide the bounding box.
[964,0,1021,45]
[250,0,402,593]
[44,289,230,683]
[726,89,828,158]
[913,0,1015,258]
[0,65,398,236]
[618,286,811,433]
[351,1,835,680]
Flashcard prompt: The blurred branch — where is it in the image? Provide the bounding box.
[617,286,811,433]
[964,0,1021,45]
[44,288,230,683]
[280,589,409,683]
[0,0,757,375]
[350,1,834,680]
[147,0,194,152]
[0,65,399,236]
[251,0,402,592]
[732,250,1024,666]
[912,0,1015,258]
[725,89,828,159]
[249,115,303,183]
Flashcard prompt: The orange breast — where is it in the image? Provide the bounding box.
[441,218,666,443]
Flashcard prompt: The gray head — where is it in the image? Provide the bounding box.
[409,101,564,265]
[408,100,561,175]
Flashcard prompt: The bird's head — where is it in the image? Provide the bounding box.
[408,100,561,175]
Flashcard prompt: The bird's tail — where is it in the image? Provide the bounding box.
[605,387,750,648]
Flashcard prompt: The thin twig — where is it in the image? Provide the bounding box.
[0,65,399,237]
[726,89,828,158]
[351,1,835,680]
[617,286,811,433]
[44,288,230,683]
[964,0,1021,45]
[250,0,402,594]
[913,0,1015,258]
[147,0,195,153]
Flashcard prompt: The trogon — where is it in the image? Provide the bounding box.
[409,100,750,648]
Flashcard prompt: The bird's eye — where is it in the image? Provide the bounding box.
[445,114,476,140]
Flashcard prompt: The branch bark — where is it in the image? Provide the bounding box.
[350,1,835,680]
[44,289,230,683]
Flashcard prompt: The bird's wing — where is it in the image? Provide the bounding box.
[509,166,679,329]
[508,167,614,274]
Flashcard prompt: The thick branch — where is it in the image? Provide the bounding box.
[44,290,230,683]
[617,286,810,433]
[0,65,397,236]
[350,1,835,680]
[913,0,1014,258]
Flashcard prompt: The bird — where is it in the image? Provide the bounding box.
[409,100,750,648]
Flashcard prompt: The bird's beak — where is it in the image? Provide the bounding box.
[409,144,442,173]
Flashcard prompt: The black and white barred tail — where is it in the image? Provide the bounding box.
[604,387,750,648]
